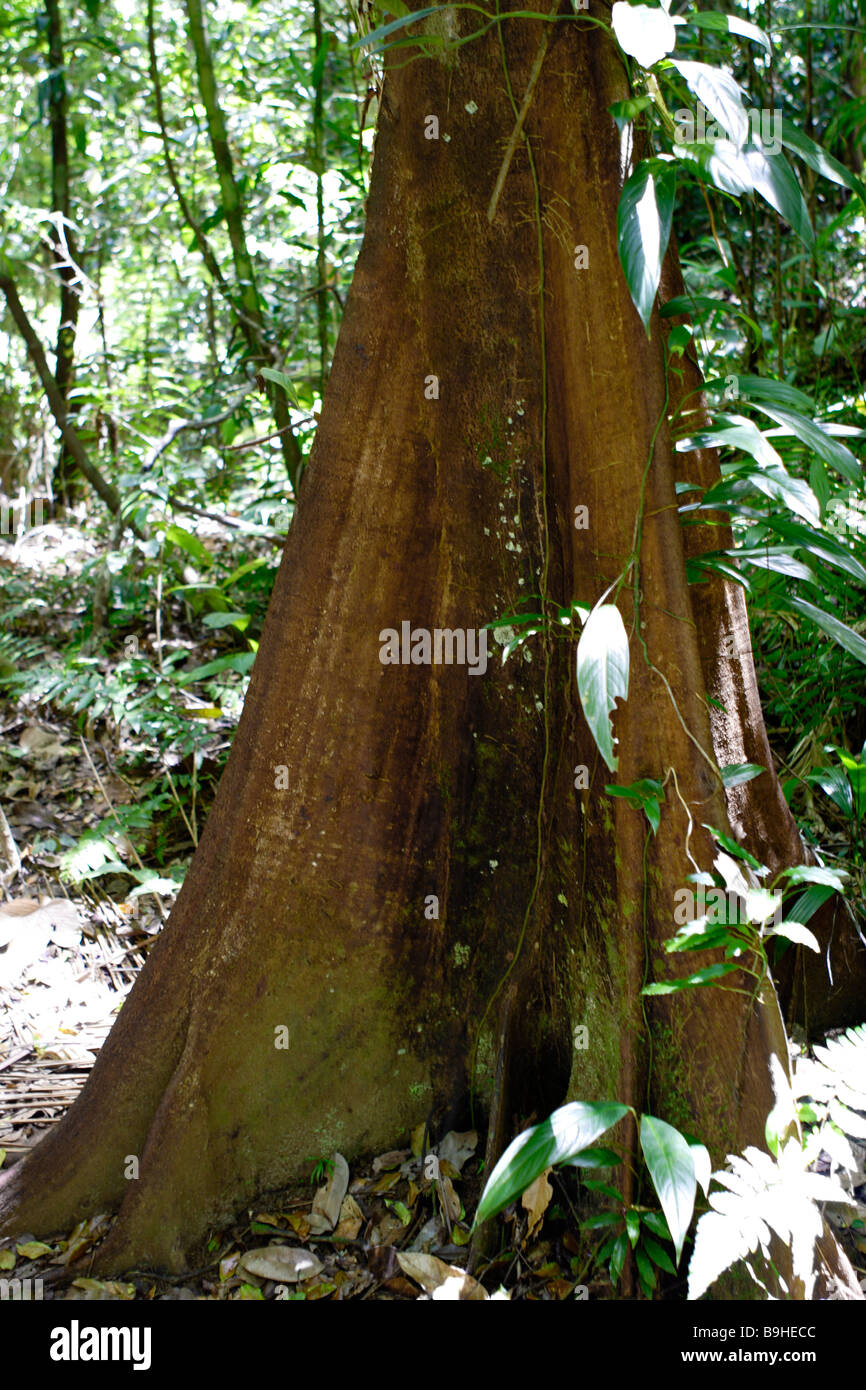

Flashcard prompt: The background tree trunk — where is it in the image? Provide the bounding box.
[183,0,303,489]
[0,6,853,1291]
[45,0,81,507]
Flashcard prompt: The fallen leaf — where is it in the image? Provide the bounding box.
[439,1175,461,1223]
[238,1246,323,1284]
[521,1168,553,1241]
[309,1152,349,1232]
[16,1240,53,1259]
[367,1212,406,1247]
[373,1148,411,1173]
[410,1122,426,1159]
[0,1248,15,1270]
[437,1130,478,1174]
[334,1195,363,1241]
[285,1212,311,1240]
[397,1252,486,1300]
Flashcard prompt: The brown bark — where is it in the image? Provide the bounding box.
[0,5,857,1296]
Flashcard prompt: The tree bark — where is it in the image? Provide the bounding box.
[0,5,857,1295]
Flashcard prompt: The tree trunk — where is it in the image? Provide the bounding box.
[0,6,857,1293]
[183,0,303,490]
[45,0,81,508]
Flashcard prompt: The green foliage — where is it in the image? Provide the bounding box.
[474,1099,705,1298]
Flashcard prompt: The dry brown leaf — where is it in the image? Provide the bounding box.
[437,1130,478,1174]
[285,1212,311,1240]
[373,1148,410,1173]
[333,1194,363,1241]
[521,1167,553,1241]
[439,1175,461,1223]
[396,1252,486,1300]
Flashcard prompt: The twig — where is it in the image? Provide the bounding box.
[224,420,314,453]
[141,387,259,471]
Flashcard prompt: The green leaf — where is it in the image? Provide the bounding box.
[676,10,771,54]
[625,1208,641,1248]
[776,863,849,890]
[581,1211,625,1231]
[703,824,762,868]
[474,1101,629,1228]
[353,5,440,51]
[617,160,676,330]
[257,367,299,404]
[704,142,813,247]
[745,401,861,485]
[784,595,866,666]
[672,61,750,147]
[176,652,256,685]
[609,1231,628,1284]
[611,2,677,66]
[782,884,835,926]
[576,604,630,773]
[720,762,765,788]
[165,523,212,566]
[779,117,866,204]
[642,1210,672,1241]
[635,1245,657,1290]
[642,1233,677,1273]
[765,921,820,952]
[642,962,740,994]
[639,1115,696,1264]
[565,1146,622,1168]
[716,373,813,412]
[608,95,652,132]
[202,611,251,630]
[756,517,866,585]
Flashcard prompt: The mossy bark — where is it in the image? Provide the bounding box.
[0,5,857,1294]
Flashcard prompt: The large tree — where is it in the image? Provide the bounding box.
[0,3,859,1293]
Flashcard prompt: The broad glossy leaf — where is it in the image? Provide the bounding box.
[564,1146,622,1168]
[779,118,866,203]
[745,401,861,485]
[673,61,750,147]
[611,2,676,66]
[617,160,676,329]
[766,922,820,952]
[577,603,630,772]
[720,762,765,788]
[676,10,771,54]
[785,595,866,666]
[474,1102,629,1228]
[640,1115,696,1264]
[353,6,439,51]
[704,141,813,246]
[642,962,740,994]
[777,862,849,890]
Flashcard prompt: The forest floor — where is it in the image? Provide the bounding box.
[1,519,865,1300]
